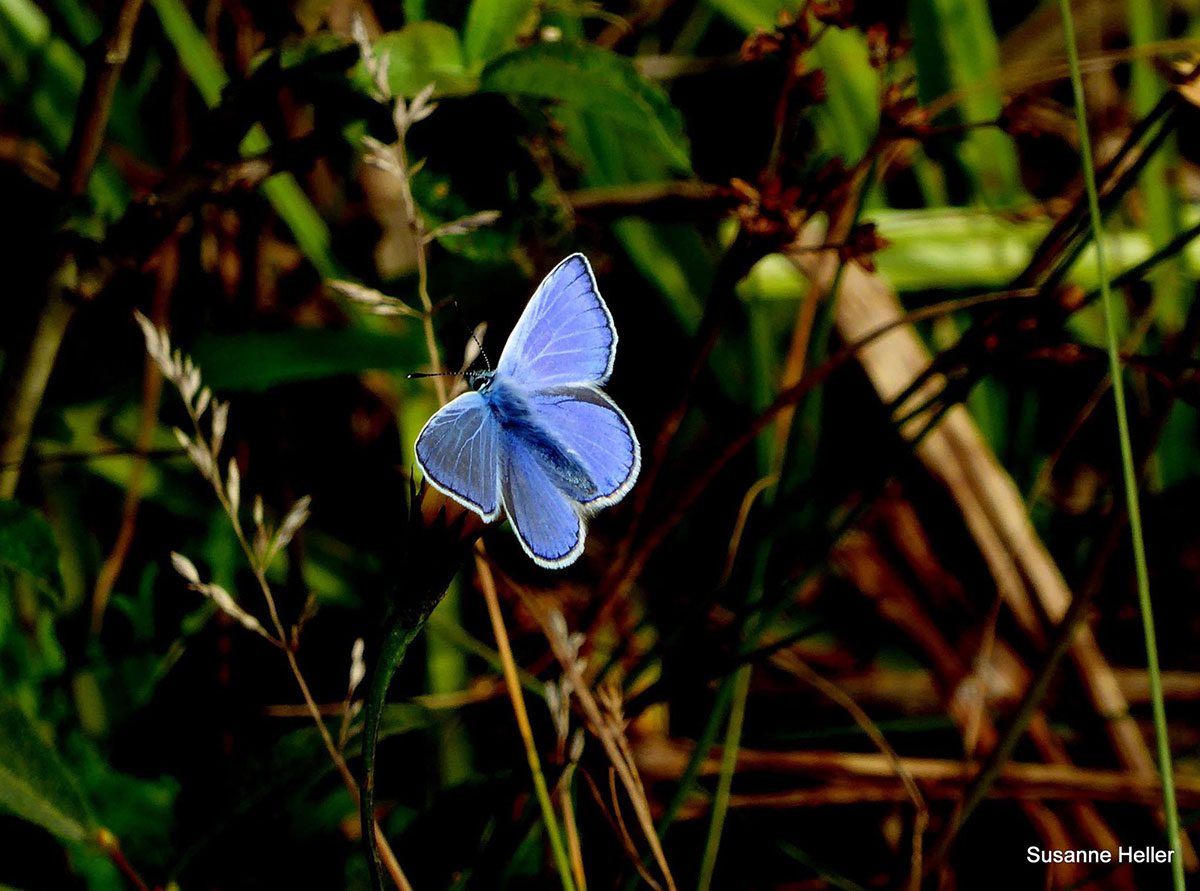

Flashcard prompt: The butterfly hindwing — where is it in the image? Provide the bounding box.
[526,385,640,509]
[496,254,616,388]
[500,435,586,568]
[414,391,501,520]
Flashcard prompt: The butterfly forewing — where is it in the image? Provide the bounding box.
[414,391,502,520]
[496,254,616,387]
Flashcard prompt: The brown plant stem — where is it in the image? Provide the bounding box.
[167,373,414,891]
[792,218,1198,868]
[63,0,147,196]
[0,0,147,499]
[924,268,1200,875]
[636,742,1200,812]
[0,285,76,498]
[96,828,150,891]
[90,237,177,635]
[502,575,678,891]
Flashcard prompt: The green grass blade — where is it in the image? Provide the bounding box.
[1057,2,1186,887]
[696,662,751,891]
[910,0,1024,205]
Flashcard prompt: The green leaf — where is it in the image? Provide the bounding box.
[0,501,64,598]
[0,695,94,842]
[359,490,472,889]
[703,0,781,31]
[192,327,425,392]
[481,42,691,174]
[463,0,537,64]
[370,23,477,96]
[811,27,878,165]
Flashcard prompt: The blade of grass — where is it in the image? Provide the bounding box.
[696,663,751,891]
[909,0,1023,206]
[1058,2,1185,887]
[696,292,780,891]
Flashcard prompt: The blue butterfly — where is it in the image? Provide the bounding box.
[415,254,641,568]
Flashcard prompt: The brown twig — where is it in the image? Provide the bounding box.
[0,0,148,499]
[62,0,147,197]
[578,766,664,890]
[606,283,1039,602]
[558,763,588,891]
[637,741,1200,808]
[790,217,1199,868]
[768,648,928,891]
[90,237,177,635]
[473,552,576,888]
[96,828,151,891]
[505,580,678,891]
[566,182,735,220]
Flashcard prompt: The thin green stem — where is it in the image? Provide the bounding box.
[696,663,751,891]
[1058,2,1185,888]
[697,293,781,891]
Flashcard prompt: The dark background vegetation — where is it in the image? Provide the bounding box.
[2,0,1200,888]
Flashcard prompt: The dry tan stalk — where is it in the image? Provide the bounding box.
[558,763,587,891]
[765,646,928,891]
[804,667,1200,712]
[638,739,1200,810]
[832,534,1123,882]
[866,494,1128,863]
[787,221,1198,868]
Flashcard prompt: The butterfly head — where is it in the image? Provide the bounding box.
[466,369,495,392]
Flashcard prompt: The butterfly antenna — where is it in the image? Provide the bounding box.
[406,370,465,380]
[453,300,492,370]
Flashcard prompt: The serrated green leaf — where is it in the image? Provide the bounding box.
[192,327,425,392]
[481,42,691,174]
[463,0,537,64]
[0,500,64,598]
[0,695,94,842]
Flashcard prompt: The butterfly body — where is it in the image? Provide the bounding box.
[479,376,599,502]
[415,254,640,568]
